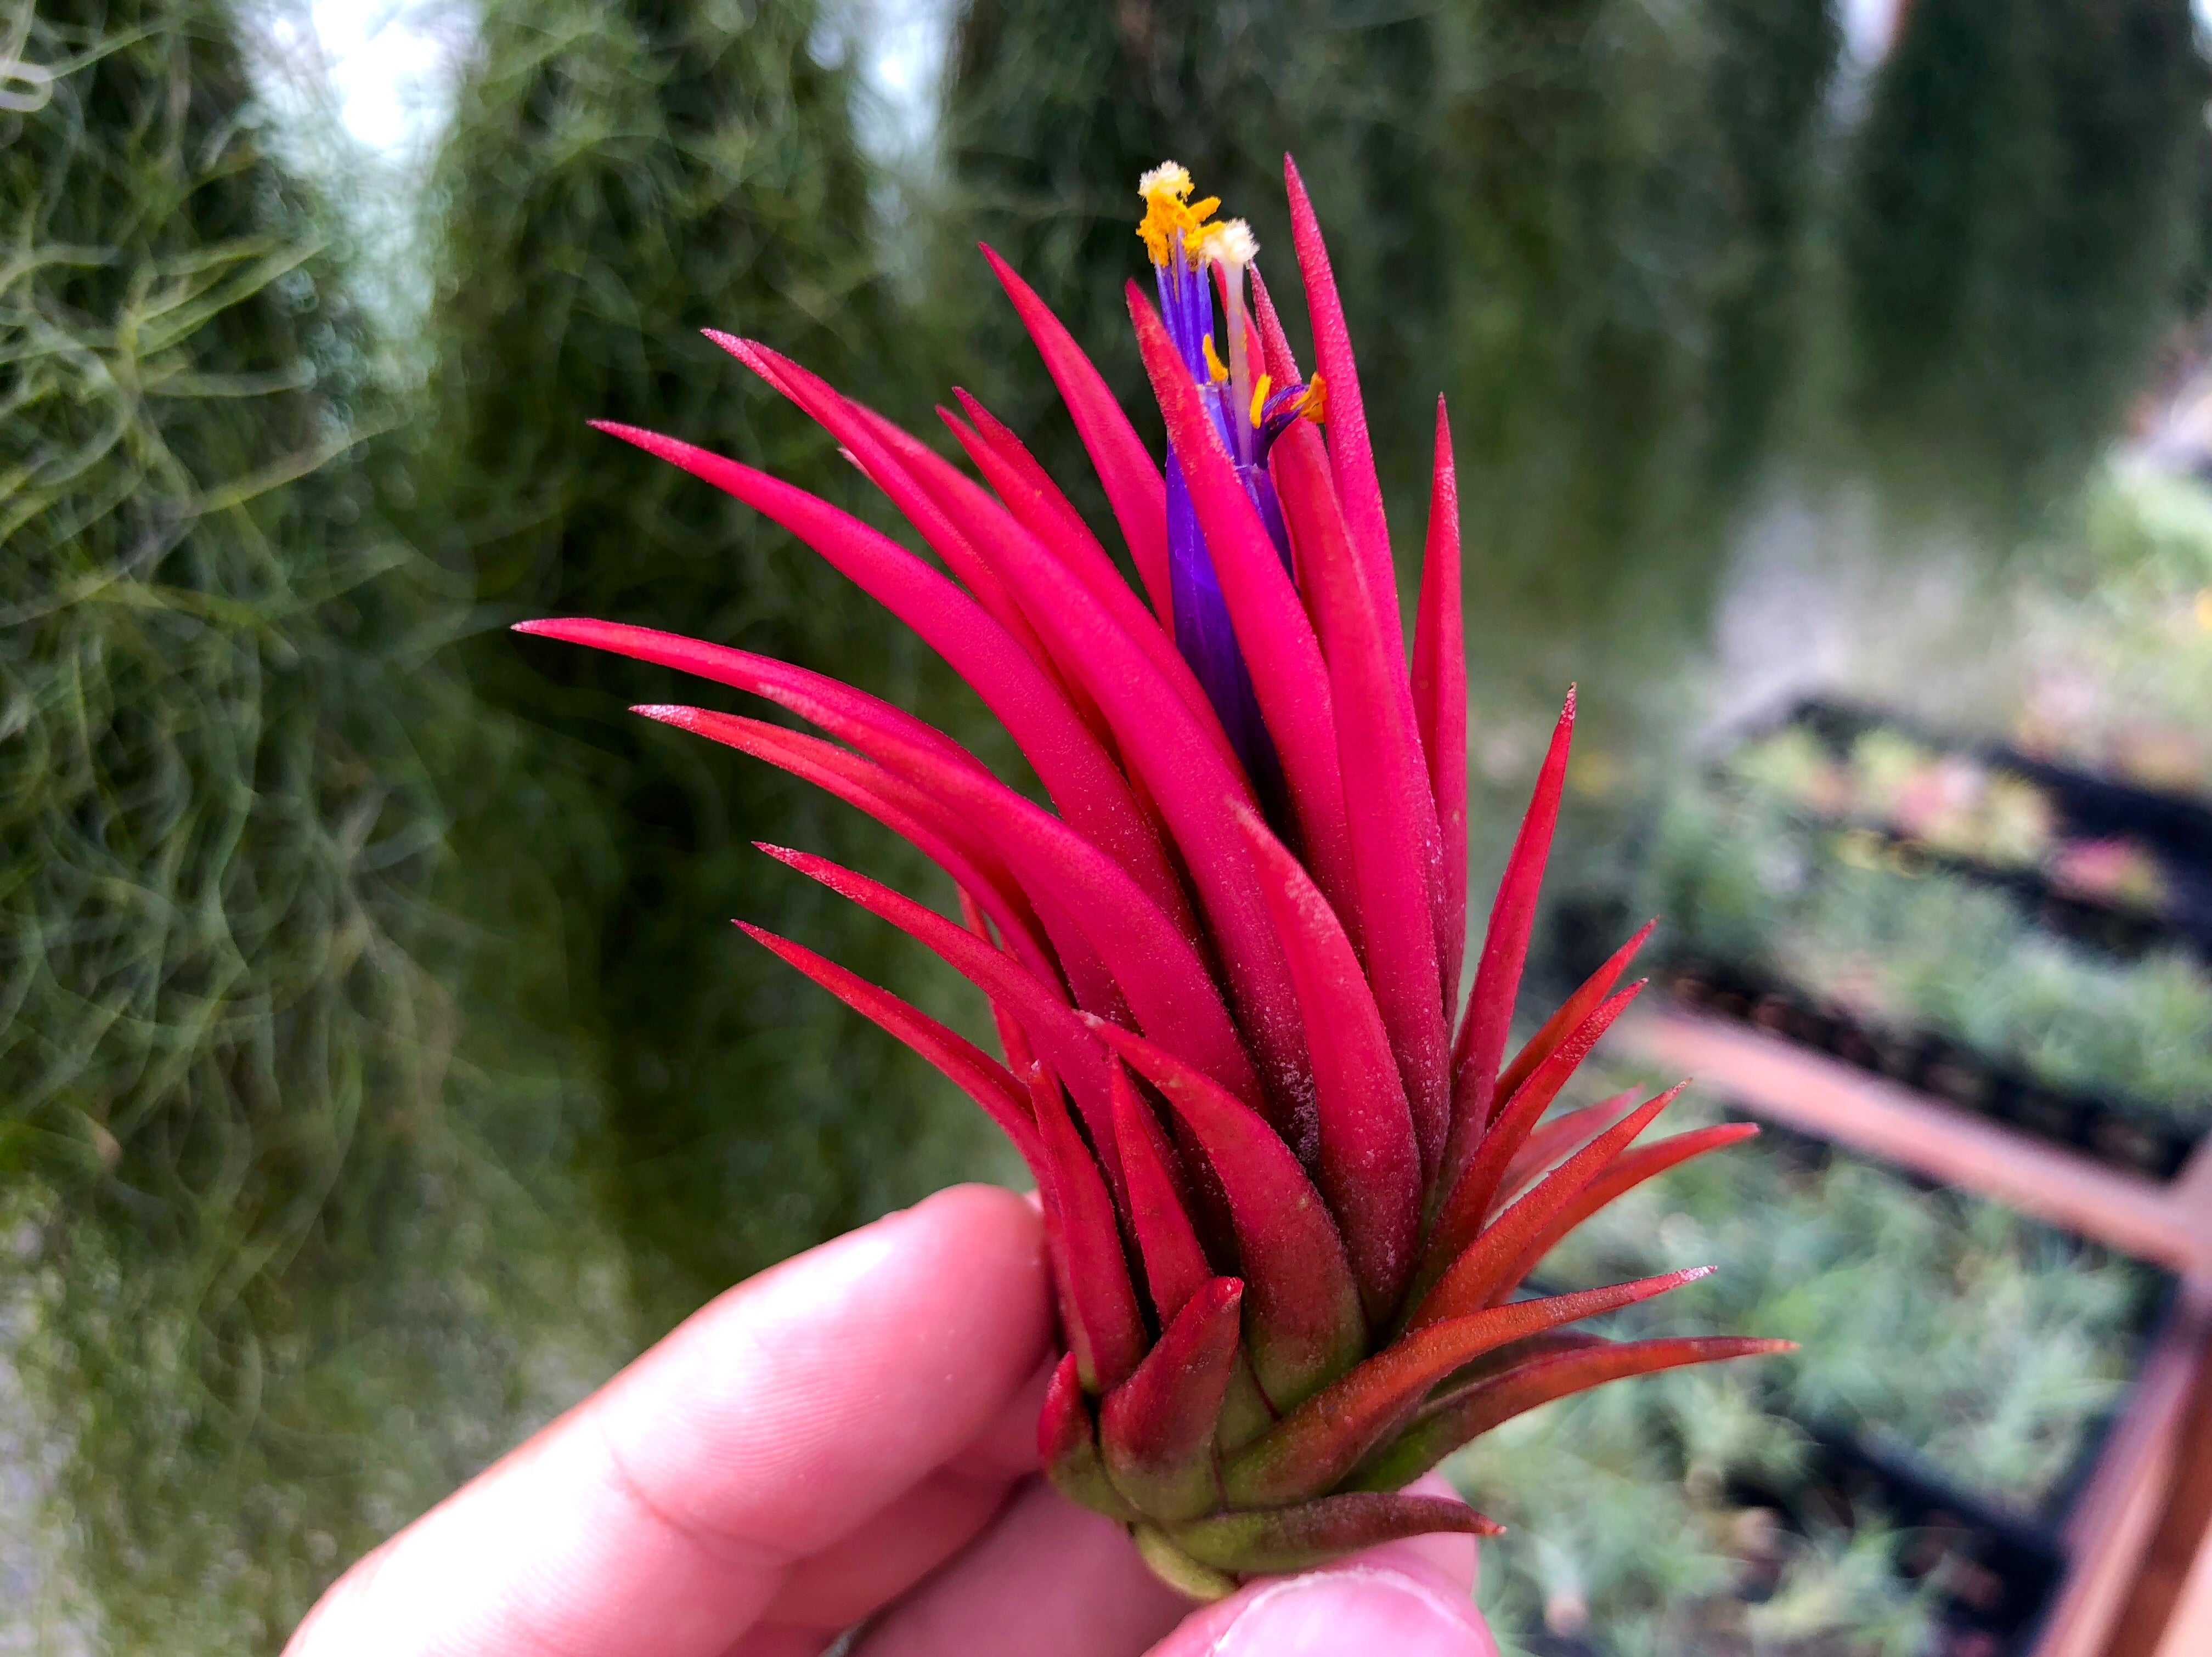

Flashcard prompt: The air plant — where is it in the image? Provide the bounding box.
[517,157,1787,1596]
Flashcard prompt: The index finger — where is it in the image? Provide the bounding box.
[289,1183,1054,1657]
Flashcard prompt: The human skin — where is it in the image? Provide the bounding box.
[286,1183,1501,1657]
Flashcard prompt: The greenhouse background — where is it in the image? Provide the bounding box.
[5,0,2212,1651]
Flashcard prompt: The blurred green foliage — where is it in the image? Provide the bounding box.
[2,1,622,1644]
[2004,466,2212,795]
[414,0,1005,1333]
[3,0,1001,1642]
[1843,0,2207,518]
[1641,748,2212,1132]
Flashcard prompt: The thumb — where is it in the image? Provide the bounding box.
[1143,1476,1499,1657]
[1149,1563,1498,1657]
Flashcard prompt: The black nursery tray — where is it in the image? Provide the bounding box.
[1662,958,2203,1182]
[1728,1422,2061,1657]
[1735,1261,2179,1657]
[1516,1149,2177,1657]
[1775,699,2212,963]
[1511,1355,2145,1657]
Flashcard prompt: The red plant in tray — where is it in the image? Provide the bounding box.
[517,159,1787,1597]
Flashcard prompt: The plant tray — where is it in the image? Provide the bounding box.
[1497,1313,2168,1657]
[1517,1167,2175,1657]
[1770,700,2212,962]
[1662,959,2202,1181]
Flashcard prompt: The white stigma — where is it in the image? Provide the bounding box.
[1138,160,1193,201]
[1199,218,1259,269]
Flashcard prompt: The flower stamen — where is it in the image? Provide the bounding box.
[1138,161,1223,268]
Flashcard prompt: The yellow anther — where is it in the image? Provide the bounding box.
[1203,335,1231,384]
[1249,373,1272,428]
[1136,160,1223,267]
[1299,374,1327,425]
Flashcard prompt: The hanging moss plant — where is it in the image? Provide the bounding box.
[0,1,607,1643]
[1841,0,2207,525]
[417,0,1005,1332]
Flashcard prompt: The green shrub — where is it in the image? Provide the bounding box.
[415,0,1010,1332]
[1842,0,2207,524]
[2,2,620,1643]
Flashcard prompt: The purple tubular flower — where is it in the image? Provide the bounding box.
[515,154,1790,1599]
[1143,175,1291,801]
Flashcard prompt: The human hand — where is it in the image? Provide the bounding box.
[287,1183,1501,1656]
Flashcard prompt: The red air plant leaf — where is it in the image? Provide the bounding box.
[1347,1337,1798,1495]
[1450,690,1578,1168]
[1270,420,1452,1169]
[1222,1268,1717,1508]
[1232,804,1420,1324]
[518,154,1790,1598]
[1413,398,1469,1009]
[1085,1016,1367,1414]
[1171,1491,1501,1576]
[1101,1276,1245,1522]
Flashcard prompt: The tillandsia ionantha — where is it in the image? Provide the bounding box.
[517,157,1790,1598]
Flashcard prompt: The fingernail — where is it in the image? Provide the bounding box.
[1209,1565,1487,1656]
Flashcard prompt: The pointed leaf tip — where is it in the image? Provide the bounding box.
[1081,1014,1364,1412]
[1352,1334,1795,1492]
[1101,1276,1245,1523]
[1488,921,1658,1120]
[1412,401,1468,1009]
[1282,151,1401,649]
[1040,1351,1087,1463]
[1447,683,1582,1177]
[1041,1353,1135,1520]
[1421,981,1651,1299]
[1110,1059,1213,1327]
[1414,1076,1682,1330]
[1226,1265,1720,1507]
[1345,1336,1796,1495]
[1485,1118,1764,1307]
[986,247,1173,628]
